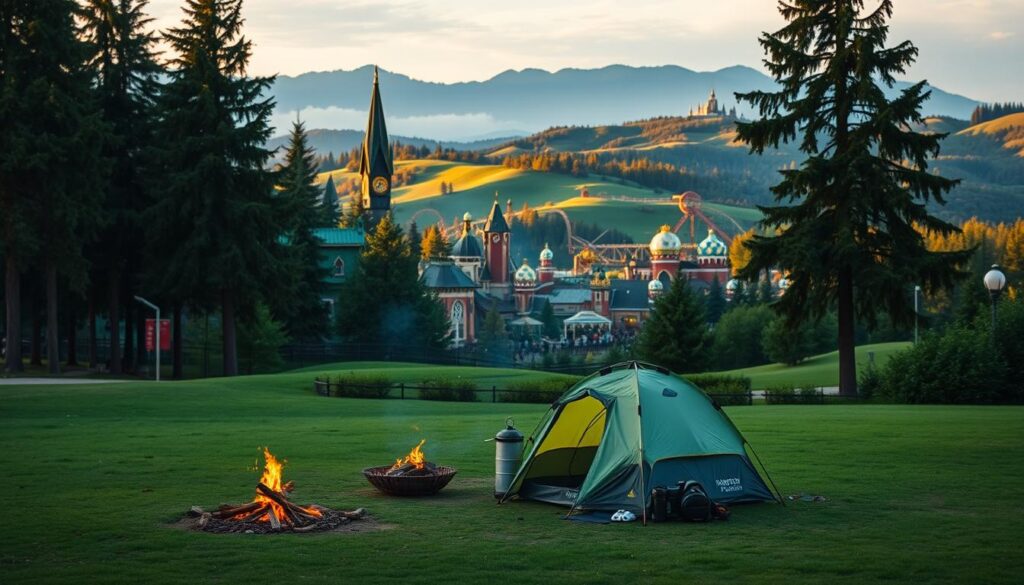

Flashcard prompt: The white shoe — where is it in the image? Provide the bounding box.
[611,510,625,521]
[621,511,637,522]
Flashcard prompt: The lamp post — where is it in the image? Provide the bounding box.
[133,296,160,382]
[983,264,1007,339]
[913,285,921,344]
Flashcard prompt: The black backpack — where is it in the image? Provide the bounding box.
[678,480,712,522]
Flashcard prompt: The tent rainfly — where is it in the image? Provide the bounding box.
[500,361,781,522]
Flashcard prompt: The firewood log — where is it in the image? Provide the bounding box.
[212,502,262,519]
[235,504,269,522]
[340,508,366,520]
[256,483,302,524]
[268,508,281,531]
[189,506,206,517]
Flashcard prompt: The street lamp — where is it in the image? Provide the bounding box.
[983,264,1007,337]
[913,285,921,344]
[133,296,161,382]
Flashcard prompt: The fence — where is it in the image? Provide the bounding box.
[312,379,857,406]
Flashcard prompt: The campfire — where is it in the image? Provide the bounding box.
[363,439,457,496]
[188,448,366,533]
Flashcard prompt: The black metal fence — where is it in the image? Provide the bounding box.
[312,379,857,406]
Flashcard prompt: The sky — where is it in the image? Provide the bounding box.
[146,0,1023,103]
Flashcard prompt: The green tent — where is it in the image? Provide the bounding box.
[500,362,780,519]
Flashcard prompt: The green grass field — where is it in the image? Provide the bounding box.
[709,342,912,389]
[3,364,1022,584]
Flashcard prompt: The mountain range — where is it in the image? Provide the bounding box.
[270,64,981,141]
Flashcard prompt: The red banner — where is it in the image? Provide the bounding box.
[145,319,171,352]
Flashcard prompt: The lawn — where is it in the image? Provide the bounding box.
[2,367,1022,584]
[708,342,911,389]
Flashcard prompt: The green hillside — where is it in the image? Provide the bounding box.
[318,160,761,243]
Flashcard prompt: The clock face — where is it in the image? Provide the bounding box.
[371,176,389,194]
[491,234,500,243]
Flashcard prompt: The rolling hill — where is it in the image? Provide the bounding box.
[317,159,761,256]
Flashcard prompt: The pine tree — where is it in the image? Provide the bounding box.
[420,225,451,260]
[705,276,727,324]
[319,175,340,227]
[478,305,508,353]
[80,0,161,375]
[540,299,559,339]
[1,0,108,374]
[335,213,449,349]
[148,0,281,376]
[634,277,709,373]
[757,278,774,305]
[340,193,366,229]
[734,1,970,395]
[273,120,329,340]
[407,221,422,260]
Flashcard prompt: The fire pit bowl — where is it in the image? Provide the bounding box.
[362,465,458,496]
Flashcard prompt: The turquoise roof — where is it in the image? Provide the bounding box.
[697,229,728,257]
[313,227,365,246]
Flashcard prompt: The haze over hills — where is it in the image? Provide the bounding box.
[270,64,981,141]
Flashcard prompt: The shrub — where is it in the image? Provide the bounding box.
[878,325,1008,404]
[499,377,579,403]
[685,374,752,406]
[711,305,774,369]
[418,378,478,402]
[332,373,393,398]
[858,363,882,401]
[764,385,796,404]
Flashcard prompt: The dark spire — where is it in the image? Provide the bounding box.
[485,195,509,233]
[359,65,392,179]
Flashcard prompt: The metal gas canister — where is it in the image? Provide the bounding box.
[494,418,524,498]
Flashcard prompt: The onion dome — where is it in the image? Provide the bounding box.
[647,279,664,293]
[725,278,739,292]
[539,243,554,262]
[697,228,728,257]
[649,225,682,255]
[778,276,791,291]
[515,259,537,283]
[451,213,482,258]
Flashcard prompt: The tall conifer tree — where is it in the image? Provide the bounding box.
[320,175,340,227]
[335,214,449,350]
[81,0,161,375]
[273,120,328,340]
[635,278,709,373]
[149,0,280,376]
[735,0,970,395]
[1,0,106,374]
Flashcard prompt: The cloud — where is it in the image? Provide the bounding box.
[989,31,1015,40]
[271,107,520,142]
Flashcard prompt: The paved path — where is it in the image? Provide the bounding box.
[0,377,129,385]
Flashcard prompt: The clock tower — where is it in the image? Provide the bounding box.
[359,66,393,228]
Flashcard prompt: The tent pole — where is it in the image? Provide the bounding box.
[746,440,785,506]
[633,362,648,526]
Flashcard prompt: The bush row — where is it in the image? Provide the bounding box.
[313,374,581,403]
[684,374,753,406]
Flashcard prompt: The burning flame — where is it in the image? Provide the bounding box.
[390,439,426,471]
[241,448,321,521]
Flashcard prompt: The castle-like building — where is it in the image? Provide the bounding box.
[689,89,737,118]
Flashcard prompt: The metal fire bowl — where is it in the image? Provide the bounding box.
[362,465,458,496]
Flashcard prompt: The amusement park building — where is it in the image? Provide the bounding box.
[331,70,748,345]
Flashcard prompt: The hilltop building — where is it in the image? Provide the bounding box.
[689,88,738,118]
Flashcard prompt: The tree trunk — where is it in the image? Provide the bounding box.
[88,293,98,369]
[222,290,238,377]
[172,303,183,379]
[3,255,23,374]
[30,297,42,366]
[108,268,121,375]
[45,262,60,375]
[123,294,134,372]
[66,300,78,367]
[837,265,857,396]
